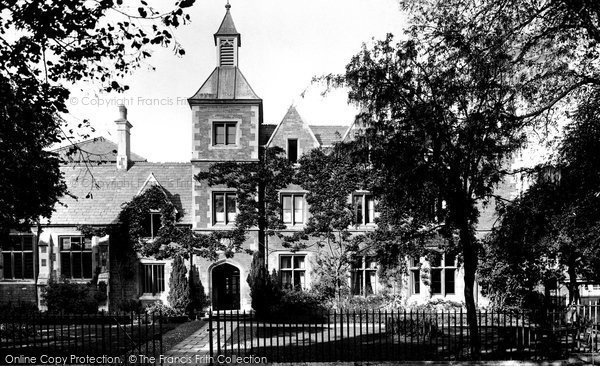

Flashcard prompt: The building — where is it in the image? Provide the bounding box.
[0,5,500,311]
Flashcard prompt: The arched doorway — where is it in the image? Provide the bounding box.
[211,263,240,310]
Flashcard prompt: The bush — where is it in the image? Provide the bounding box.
[268,290,328,323]
[247,252,281,318]
[0,302,40,317]
[117,299,142,313]
[144,301,184,320]
[43,279,99,313]
[406,298,464,312]
[329,294,391,312]
[189,265,209,314]
[168,255,190,312]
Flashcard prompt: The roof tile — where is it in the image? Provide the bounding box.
[44,162,193,226]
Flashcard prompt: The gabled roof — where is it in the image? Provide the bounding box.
[309,125,348,147]
[266,105,320,148]
[44,162,193,226]
[214,6,241,45]
[261,105,349,148]
[188,67,260,102]
[52,137,147,164]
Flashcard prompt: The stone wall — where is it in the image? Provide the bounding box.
[191,103,260,162]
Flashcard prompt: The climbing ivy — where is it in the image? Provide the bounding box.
[79,185,227,261]
[195,146,295,255]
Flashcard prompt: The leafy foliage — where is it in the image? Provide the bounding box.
[318,0,537,352]
[268,290,328,323]
[195,146,295,254]
[118,185,222,260]
[43,279,99,314]
[246,251,281,317]
[168,255,190,312]
[144,301,184,318]
[481,91,600,308]
[284,147,372,298]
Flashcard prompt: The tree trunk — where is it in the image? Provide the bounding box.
[458,212,481,358]
[567,263,579,305]
[462,241,480,358]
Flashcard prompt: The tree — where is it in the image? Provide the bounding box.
[323,15,529,352]
[168,255,190,312]
[0,0,195,231]
[481,91,600,308]
[247,251,281,316]
[283,147,372,298]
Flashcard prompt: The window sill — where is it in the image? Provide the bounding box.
[212,223,236,228]
[351,224,377,230]
[209,145,240,149]
[283,223,305,229]
[139,294,163,300]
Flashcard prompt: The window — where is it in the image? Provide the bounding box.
[1,234,34,280]
[142,212,162,239]
[430,253,456,295]
[409,257,421,294]
[280,255,305,290]
[213,192,237,224]
[59,236,93,279]
[213,122,237,146]
[141,264,165,295]
[219,39,235,66]
[351,256,377,296]
[281,194,304,225]
[353,193,375,225]
[287,139,298,163]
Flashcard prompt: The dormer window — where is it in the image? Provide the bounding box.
[219,39,235,66]
[142,211,162,239]
[287,138,298,163]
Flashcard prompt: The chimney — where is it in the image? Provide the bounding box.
[115,105,132,170]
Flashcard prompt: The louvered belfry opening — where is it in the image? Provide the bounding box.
[220,39,235,66]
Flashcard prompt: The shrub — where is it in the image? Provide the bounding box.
[144,301,184,320]
[94,281,108,304]
[406,298,464,312]
[43,279,99,313]
[330,294,391,312]
[247,252,281,318]
[268,290,327,323]
[117,299,142,313]
[189,265,209,313]
[168,255,190,312]
[0,302,40,317]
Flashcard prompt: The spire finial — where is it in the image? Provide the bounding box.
[225,0,230,10]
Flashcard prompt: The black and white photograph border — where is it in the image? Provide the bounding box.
[0,0,599,365]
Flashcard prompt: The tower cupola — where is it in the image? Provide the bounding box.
[214,2,241,67]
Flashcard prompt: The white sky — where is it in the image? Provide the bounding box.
[64,0,407,162]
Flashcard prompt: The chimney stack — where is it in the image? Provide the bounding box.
[115,105,132,170]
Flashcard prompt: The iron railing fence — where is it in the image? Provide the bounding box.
[0,311,163,365]
[209,304,599,363]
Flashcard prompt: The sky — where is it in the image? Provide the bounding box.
[64,0,408,162]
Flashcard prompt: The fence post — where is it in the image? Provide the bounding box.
[208,310,214,366]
